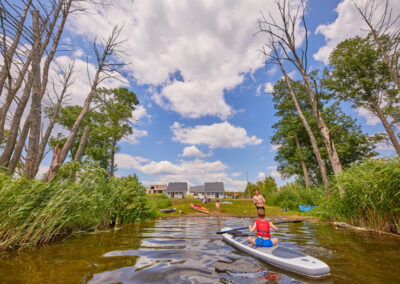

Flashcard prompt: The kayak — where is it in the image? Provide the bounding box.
[190,203,210,214]
[159,208,176,213]
[299,205,317,212]
[221,227,330,278]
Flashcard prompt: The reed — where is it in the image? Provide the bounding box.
[321,157,400,234]
[265,183,324,211]
[0,163,156,250]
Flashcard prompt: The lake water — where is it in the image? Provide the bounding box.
[0,216,399,283]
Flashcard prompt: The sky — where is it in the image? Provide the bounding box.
[34,0,399,191]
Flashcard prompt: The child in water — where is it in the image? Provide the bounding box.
[248,209,279,247]
[215,199,220,212]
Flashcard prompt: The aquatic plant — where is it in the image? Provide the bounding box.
[0,163,156,250]
[321,157,400,234]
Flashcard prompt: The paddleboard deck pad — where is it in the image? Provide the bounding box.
[221,227,330,279]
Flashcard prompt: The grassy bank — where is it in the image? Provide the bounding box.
[160,198,308,219]
[0,164,160,250]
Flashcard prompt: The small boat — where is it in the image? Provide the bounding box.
[159,208,176,213]
[190,203,209,214]
[221,227,330,278]
[299,205,317,212]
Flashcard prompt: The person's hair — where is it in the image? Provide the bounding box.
[254,188,259,193]
[257,208,265,218]
[216,199,219,202]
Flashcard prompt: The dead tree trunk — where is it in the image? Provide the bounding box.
[74,126,91,163]
[47,144,61,181]
[0,0,32,98]
[294,133,311,188]
[24,9,42,179]
[372,100,400,154]
[109,135,117,178]
[0,2,63,165]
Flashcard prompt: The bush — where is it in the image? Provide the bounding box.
[147,194,172,216]
[0,163,155,250]
[265,183,324,211]
[320,158,400,233]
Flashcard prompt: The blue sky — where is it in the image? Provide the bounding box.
[36,0,399,191]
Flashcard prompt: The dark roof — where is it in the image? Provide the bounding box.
[190,185,205,193]
[205,182,225,193]
[166,182,188,193]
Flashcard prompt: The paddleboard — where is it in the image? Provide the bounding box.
[221,227,330,278]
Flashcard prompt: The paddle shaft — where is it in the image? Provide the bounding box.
[216,220,302,234]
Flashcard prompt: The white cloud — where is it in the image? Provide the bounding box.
[132,105,150,121]
[267,166,277,171]
[181,145,211,158]
[256,84,262,96]
[314,0,400,64]
[171,121,262,149]
[36,166,49,179]
[264,82,274,94]
[257,172,266,180]
[270,144,281,152]
[356,107,380,126]
[67,0,305,119]
[270,170,281,178]
[376,141,395,151]
[231,172,241,177]
[115,153,247,191]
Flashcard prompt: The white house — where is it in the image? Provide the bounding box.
[165,182,188,198]
[190,182,225,199]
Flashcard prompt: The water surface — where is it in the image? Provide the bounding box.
[0,217,399,283]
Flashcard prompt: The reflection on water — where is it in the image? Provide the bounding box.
[0,216,399,283]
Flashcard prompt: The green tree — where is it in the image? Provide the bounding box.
[271,79,377,186]
[244,176,278,197]
[51,88,139,176]
[326,35,400,155]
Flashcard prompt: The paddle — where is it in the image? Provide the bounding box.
[216,220,303,234]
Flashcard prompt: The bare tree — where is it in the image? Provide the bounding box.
[24,9,42,179]
[46,25,126,181]
[31,60,74,176]
[0,0,73,172]
[74,126,91,163]
[258,0,343,192]
[294,129,311,189]
[0,1,63,164]
[264,40,330,190]
[356,0,400,90]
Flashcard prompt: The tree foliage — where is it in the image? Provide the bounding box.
[271,78,378,186]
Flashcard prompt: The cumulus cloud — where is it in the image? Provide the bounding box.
[270,144,281,152]
[171,121,262,149]
[264,82,274,94]
[231,172,241,177]
[181,145,211,158]
[314,0,400,64]
[267,165,281,178]
[356,107,380,126]
[66,0,305,119]
[115,153,247,191]
[257,172,266,180]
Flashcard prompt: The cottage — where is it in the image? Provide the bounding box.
[165,182,188,198]
[204,182,225,199]
[189,185,205,198]
[190,182,225,199]
[146,184,167,194]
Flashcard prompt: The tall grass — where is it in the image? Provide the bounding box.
[265,183,324,211]
[147,194,172,214]
[0,163,158,250]
[321,158,400,234]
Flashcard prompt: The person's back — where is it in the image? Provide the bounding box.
[248,209,279,247]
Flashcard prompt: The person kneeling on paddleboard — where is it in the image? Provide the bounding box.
[247,209,279,247]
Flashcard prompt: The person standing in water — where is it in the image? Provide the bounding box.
[215,199,220,213]
[253,188,266,211]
